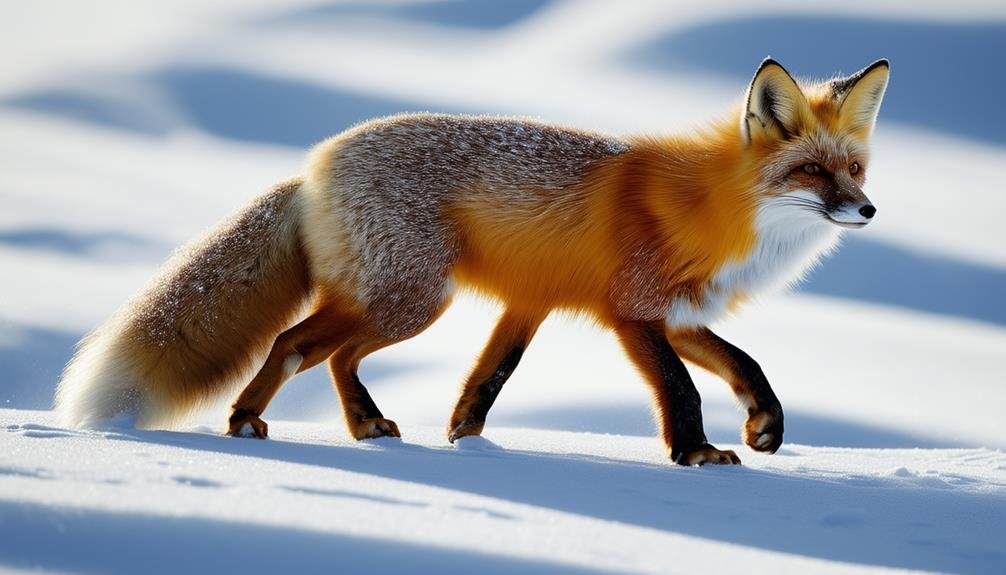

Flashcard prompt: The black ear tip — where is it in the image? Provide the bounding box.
[869,58,890,71]
[757,56,782,71]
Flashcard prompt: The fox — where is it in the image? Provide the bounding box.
[55,58,889,465]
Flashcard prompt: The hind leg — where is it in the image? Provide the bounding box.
[227,303,360,438]
[327,335,403,439]
[329,293,453,439]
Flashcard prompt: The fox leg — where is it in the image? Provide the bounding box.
[615,319,740,465]
[323,272,455,439]
[667,327,783,453]
[227,305,360,438]
[447,308,546,443]
[327,334,405,439]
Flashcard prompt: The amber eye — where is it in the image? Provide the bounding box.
[802,163,821,175]
[849,161,861,175]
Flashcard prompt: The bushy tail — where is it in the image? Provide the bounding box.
[55,178,313,429]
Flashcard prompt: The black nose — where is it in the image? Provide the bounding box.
[859,204,876,219]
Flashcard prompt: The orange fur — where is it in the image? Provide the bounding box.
[451,120,763,325]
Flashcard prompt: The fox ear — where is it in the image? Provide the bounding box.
[742,58,811,146]
[832,59,890,137]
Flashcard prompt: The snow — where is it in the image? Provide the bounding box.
[3,410,1004,574]
[1,1,1005,573]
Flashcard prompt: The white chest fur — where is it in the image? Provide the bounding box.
[666,192,842,328]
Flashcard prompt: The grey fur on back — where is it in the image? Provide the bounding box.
[305,113,629,337]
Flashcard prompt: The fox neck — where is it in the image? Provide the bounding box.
[665,192,842,329]
[649,128,842,328]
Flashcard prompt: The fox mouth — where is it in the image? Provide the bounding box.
[825,215,869,229]
[769,193,873,229]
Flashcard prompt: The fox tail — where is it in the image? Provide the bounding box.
[55,178,313,429]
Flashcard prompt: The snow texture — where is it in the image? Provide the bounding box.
[2,410,1004,574]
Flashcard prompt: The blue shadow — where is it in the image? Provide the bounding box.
[0,319,419,420]
[0,324,78,410]
[267,357,430,421]
[627,16,1006,146]
[494,401,966,449]
[2,66,447,149]
[0,227,170,262]
[152,66,443,148]
[3,91,171,136]
[267,0,552,30]
[799,235,1006,327]
[0,500,598,575]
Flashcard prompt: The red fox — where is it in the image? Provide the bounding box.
[56,58,889,465]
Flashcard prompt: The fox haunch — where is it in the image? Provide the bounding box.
[56,58,889,465]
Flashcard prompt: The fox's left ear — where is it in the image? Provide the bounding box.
[831,59,890,137]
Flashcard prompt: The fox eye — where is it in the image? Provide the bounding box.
[802,163,821,175]
[849,161,861,175]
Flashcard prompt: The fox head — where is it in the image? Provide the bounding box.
[742,58,889,229]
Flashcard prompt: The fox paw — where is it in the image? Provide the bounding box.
[744,406,783,453]
[227,410,268,439]
[447,419,485,443]
[674,444,742,466]
[350,417,401,439]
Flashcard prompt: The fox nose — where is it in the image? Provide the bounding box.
[859,204,876,219]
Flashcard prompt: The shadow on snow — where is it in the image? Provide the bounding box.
[494,401,968,450]
[0,499,601,575]
[2,66,450,149]
[0,324,78,411]
[0,322,420,420]
[10,16,1005,147]
[799,235,1006,327]
[264,0,553,31]
[0,227,170,263]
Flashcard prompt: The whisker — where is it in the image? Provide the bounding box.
[759,195,831,220]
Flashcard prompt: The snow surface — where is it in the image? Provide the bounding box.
[2,409,1005,574]
[1,1,1005,574]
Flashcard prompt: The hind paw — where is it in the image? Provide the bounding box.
[447,419,485,443]
[227,410,268,439]
[350,417,401,439]
[674,443,742,466]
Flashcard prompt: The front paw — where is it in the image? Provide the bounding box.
[674,443,742,466]
[743,405,783,453]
